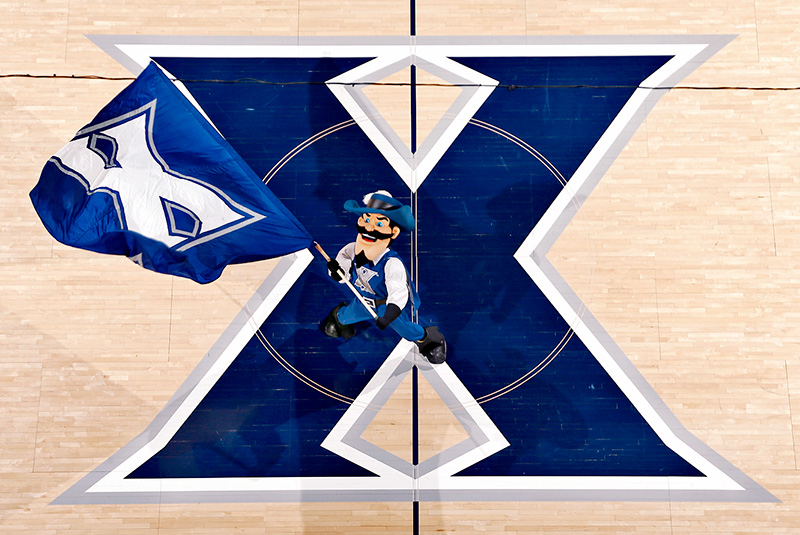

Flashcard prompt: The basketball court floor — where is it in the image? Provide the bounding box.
[3,0,800,533]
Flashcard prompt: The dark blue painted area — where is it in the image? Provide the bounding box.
[419,131,700,476]
[154,57,373,180]
[418,56,698,476]
[131,54,700,480]
[131,254,410,478]
[130,325,377,478]
[132,57,401,479]
[451,56,671,181]
[457,338,690,476]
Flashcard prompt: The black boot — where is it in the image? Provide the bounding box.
[320,302,355,339]
[415,326,446,364]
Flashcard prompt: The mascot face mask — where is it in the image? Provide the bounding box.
[354,213,401,261]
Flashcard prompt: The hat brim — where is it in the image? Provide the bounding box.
[344,200,415,232]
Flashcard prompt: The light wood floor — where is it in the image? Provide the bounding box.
[3,0,800,533]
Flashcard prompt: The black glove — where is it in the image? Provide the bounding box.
[327,259,344,282]
[375,303,402,330]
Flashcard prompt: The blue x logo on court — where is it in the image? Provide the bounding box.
[55,35,775,505]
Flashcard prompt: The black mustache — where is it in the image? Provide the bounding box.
[356,222,394,241]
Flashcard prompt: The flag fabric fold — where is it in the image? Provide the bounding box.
[30,61,312,283]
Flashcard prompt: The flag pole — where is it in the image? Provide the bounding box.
[313,241,378,319]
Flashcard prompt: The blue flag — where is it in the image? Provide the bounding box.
[30,62,312,284]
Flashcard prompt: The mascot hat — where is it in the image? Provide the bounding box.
[344,191,415,232]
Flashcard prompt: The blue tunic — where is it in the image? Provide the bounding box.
[335,245,425,342]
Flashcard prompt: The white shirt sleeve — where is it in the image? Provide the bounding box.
[384,257,409,310]
[332,242,356,283]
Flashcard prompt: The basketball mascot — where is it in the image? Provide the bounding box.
[320,190,446,364]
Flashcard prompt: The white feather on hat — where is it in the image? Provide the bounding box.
[362,190,393,205]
